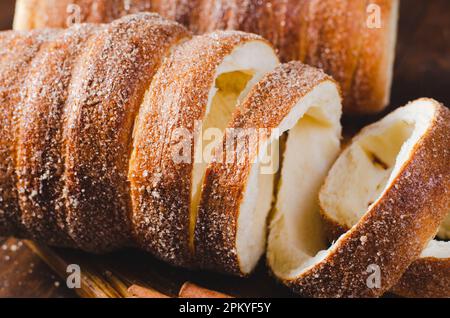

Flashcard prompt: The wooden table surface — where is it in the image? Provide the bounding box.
[0,238,76,297]
[0,0,449,298]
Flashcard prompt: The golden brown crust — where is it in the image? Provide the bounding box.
[195,62,333,275]
[194,0,398,114]
[312,100,450,297]
[128,30,267,268]
[0,30,54,238]
[193,0,239,34]
[0,31,22,237]
[151,0,198,28]
[304,0,366,110]
[193,0,305,62]
[194,0,397,115]
[348,0,400,114]
[280,0,309,63]
[321,208,450,298]
[16,25,97,246]
[392,257,450,298]
[238,1,284,53]
[62,13,189,253]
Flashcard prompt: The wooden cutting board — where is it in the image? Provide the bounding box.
[0,0,449,298]
[23,239,296,298]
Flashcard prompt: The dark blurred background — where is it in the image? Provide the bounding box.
[0,0,15,30]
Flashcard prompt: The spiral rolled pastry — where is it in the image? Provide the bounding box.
[2,12,448,298]
[0,29,58,238]
[61,14,189,253]
[0,13,280,259]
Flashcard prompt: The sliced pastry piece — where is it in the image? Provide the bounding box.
[319,98,450,297]
[63,13,190,253]
[16,24,96,246]
[195,61,342,276]
[128,31,278,267]
[392,228,450,298]
[0,30,55,238]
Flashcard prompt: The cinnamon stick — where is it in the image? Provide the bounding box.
[178,282,233,298]
[127,284,170,298]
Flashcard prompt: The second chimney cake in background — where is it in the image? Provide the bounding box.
[13,0,400,115]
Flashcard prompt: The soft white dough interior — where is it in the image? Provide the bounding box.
[237,154,276,274]
[189,41,279,249]
[237,81,342,276]
[421,239,450,258]
[320,120,415,228]
[320,100,448,262]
